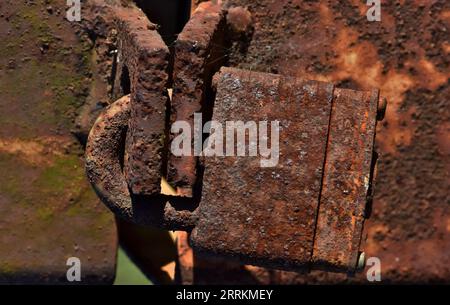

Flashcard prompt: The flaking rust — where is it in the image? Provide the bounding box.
[189,67,381,272]
[86,66,382,272]
[312,89,379,273]
[190,67,334,271]
[86,95,132,219]
[114,5,170,195]
[168,2,228,197]
[85,1,384,275]
[85,95,198,229]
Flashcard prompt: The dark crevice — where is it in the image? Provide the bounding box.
[133,0,191,45]
[109,51,119,98]
[120,65,131,95]
[364,151,379,219]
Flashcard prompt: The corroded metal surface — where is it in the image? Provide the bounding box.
[85,95,197,230]
[168,2,227,197]
[191,67,334,271]
[81,0,448,284]
[86,67,381,273]
[219,0,449,283]
[114,4,170,195]
[84,0,390,278]
[85,95,132,220]
[312,88,379,272]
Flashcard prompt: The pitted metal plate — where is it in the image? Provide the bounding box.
[168,2,227,197]
[312,88,379,272]
[114,5,170,195]
[191,67,334,271]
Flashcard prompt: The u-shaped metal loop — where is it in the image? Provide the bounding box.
[85,95,198,230]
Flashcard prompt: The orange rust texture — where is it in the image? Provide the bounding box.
[114,5,170,195]
[312,89,379,272]
[191,0,220,14]
[191,67,334,271]
[168,2,226,197]
[186,0,449,283]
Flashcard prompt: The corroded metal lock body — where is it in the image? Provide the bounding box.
[191,67,381,273]
[85,1,385,274]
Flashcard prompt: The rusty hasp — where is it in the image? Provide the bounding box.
[85,67,382,273]
[85,1,384,274]
[168,1,228,197]
[85,2,251,228]
[113,4,170,195]
[85,95,197,230]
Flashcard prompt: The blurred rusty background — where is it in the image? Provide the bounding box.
[200,0,450,283]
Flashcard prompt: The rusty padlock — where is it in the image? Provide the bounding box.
[85,2,385,273]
